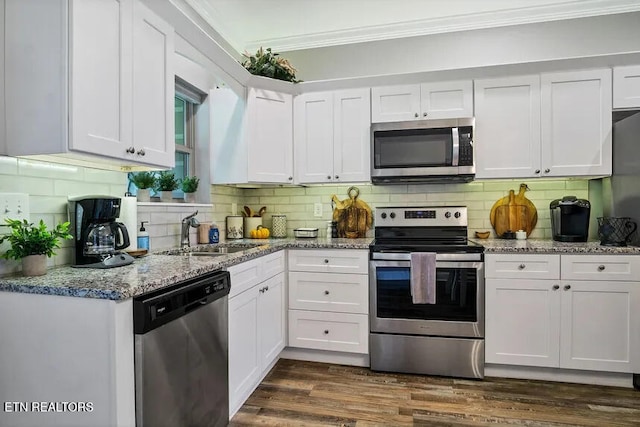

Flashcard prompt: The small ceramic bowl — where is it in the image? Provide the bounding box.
[475,231,490,239]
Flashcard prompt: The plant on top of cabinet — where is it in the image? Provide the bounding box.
[0,219,72,276]
[155,171,179,202]
[130,171,157,202]
[241,47,300,83]
[181,176,200,203]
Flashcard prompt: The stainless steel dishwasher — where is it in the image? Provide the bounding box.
[133,270,230,427]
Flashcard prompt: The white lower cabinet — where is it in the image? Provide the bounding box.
[486,254,640,374]
[227,252,285,417]
[287,249,369,355]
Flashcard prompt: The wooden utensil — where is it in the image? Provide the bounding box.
[243,206,253,217]
[490,183,537,236]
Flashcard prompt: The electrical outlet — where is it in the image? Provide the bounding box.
[313,203,323,217]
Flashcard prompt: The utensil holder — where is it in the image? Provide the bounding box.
[243,217,262,238]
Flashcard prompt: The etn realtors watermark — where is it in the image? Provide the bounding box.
[4,401,94,413]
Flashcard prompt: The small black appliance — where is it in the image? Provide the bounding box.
[549,196,590,242]
[68,196,134,268]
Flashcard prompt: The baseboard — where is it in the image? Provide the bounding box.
[280,347,370,367]
[486,364,635,388]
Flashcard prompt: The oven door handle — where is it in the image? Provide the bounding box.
[371,252,482,262]
[370,259,483,270]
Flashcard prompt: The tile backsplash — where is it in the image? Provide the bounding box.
[0,155,593,275]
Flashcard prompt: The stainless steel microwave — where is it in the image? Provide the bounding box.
[371,118,475,184]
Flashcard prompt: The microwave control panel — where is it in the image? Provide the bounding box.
[458,127,473,166]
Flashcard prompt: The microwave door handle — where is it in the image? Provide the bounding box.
[451,127,460,167]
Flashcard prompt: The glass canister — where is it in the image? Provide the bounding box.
[271,214,287,238]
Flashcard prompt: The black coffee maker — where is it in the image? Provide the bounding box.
[68,196,134,268]
[549,196,590,242]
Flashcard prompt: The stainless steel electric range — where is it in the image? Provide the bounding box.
[369,206,485,379]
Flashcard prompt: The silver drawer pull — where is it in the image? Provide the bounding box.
[598,265,605,271]
[324,330,329,334]
[552,284,559,290]
[324,290,330,295]
[564,285,571,291]
[518,264,526,270]
[324,259,329,264]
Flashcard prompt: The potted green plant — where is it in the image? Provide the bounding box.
[0,219,72,276]
[181,176,200,203]
[155,171,179,202]
[241,47,300,83]
[130,171,157,202]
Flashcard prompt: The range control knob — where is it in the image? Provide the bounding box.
[381,213,387,219]
[390,212,396,219]
[454,211,461,219]
[445,211,452,219]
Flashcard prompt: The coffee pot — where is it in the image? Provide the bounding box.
[84,222,130,256]
[597,217,638,246]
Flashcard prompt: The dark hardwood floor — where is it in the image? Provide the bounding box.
[230,359,640,426]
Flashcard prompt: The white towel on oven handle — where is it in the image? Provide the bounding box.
[410,252,436,304]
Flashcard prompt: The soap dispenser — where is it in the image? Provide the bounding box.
[137,221,150,250]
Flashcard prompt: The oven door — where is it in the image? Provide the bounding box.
[369,253,484,338]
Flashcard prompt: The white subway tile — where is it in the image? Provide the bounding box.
[389,193,427,202]
[0,156,19,175]
[18,159,83,180]
[83,168,127,185]
[29,196,68,214]
[54,180,110,197]
[0,176,54,196]
[426,192,466,202]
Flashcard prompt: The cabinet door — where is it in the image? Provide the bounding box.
[131,0,174,168]
[474,76,541,179]
[333,88,371,183]
[371,85,421,122]
[70,0,134,159]
[541,69,612,177]
[485,279,561,367]
[247,88,293,183]
[613,65,640,109]
[258,273,286,370]
[228,286,260,415]
[560,281,640,373]
[294,92,334,184]
[420,80,473,119]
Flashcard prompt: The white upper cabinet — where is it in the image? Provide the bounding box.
[4,0,175,170]
[295,89,370,184]
[371,81,473,122]
[613,65,640,109]
[211,88,294,184]
[247,88,294,183]
[541,69,612,177]
[474,75,542,179]
[475,69,612,179]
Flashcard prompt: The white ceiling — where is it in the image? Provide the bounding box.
[185,0,640,54]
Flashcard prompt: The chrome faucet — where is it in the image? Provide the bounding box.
[181,211,200,249]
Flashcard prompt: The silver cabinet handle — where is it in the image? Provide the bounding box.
[335,175,339,179]
[324,259,329,264]
[544,168,550,173]
[598,265,605,271]
[324,290,330,295]
[136,149,145,156]
[423,112,428,117]
[414,113,419,118]
[288,176,293,181]
[534,169,541,174]
[552,284,560,290]
[327,175,331,180]
[518,264,526,270]
[324,330,329,334]
[126,147,135,154]
[259,287,264,293]
[564,285,571,291]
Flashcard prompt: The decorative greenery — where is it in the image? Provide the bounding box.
[130,171,157,190]
[155,171,179,192]
[241,47,300,83]
[181,176,200,193]
[0,219,72,260]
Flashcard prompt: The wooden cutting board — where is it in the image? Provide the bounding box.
[490,184,537,237]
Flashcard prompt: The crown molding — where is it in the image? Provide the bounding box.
[241,0,640,52]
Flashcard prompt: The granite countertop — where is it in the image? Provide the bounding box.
[475,238,640,254]
[0,238,372,301]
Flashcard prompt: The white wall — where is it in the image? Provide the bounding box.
[283,12,640,82]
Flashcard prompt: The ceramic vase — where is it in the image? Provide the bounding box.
[137,188,150,202]
[184,192,196,203]
[160,191,173,202]
[22,254,47,277]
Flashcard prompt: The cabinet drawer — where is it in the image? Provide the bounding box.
[561,255,640,281]
[228,257,262,298]
[289,272,368,314]
[288,249,368,274]
[262,250,285,280]
[288,310,368,354]
[486,254,560,279]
